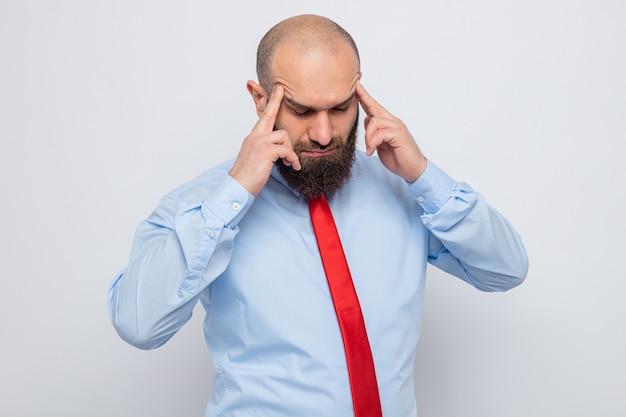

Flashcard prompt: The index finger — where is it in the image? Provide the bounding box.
[256,85,284,131]
[356,81,392,118]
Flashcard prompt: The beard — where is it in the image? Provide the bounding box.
[276,113,358,198]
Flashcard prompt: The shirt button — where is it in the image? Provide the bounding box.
[232,202,241,211]
[417,195,425,203]
[209,232,216,239]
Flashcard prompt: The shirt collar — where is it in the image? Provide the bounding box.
[270,164,303,198]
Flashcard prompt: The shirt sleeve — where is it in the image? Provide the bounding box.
[408,161,529,292]
[108,174,254,349]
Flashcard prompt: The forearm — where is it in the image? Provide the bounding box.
[108,229,205,350]
[108,174,253,348]
[412,161,528,291]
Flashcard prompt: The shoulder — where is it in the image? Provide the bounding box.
[351,150,408,190]
[163,159,236,203]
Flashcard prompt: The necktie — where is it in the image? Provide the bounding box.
[309,194,383,417]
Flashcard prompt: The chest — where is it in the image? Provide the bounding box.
[211,177,428,333]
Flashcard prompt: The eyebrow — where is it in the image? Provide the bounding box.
[283,92,356,111]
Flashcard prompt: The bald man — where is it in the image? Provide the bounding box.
[109,15,528,417]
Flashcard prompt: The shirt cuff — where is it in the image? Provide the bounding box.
[201,175,255,229]
[407,160,456,214]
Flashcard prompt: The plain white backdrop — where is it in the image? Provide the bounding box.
[1,1,625,416]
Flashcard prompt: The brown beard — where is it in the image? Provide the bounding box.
[276,114,358,198]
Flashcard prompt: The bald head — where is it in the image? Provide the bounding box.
[256,15,360,93]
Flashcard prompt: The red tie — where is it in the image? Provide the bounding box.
[309,195,383,417]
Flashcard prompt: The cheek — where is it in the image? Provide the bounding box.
[276,111,308,140]
[333,110,358,136]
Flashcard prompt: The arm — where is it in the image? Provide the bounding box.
[357,82,528,290]
[108,174,253,349]
[109,85,301,349]
[410,161,528,291]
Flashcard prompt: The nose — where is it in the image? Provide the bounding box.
[308,112,333,146]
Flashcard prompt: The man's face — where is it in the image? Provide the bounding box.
[268,41,361,197]
[275,110,358,197]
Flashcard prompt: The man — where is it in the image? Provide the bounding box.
[109,14,528,417]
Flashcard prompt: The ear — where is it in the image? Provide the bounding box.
[247,80,267,117]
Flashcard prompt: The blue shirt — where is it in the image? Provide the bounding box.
[108,152,528,416]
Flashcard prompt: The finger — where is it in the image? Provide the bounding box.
[356,81,392,119]
[265,130,301,171]
[281,154,301,171]
[256,85,285,132]
[364,115,371,130]
[279,133,301,171]
[365,126,382,156]
[276,147,301,171]
[364,119,403,155]
[365,128,397,156]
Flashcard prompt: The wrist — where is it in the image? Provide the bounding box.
[403,156,428,183]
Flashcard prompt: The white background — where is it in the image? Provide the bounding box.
[1,1,625,416]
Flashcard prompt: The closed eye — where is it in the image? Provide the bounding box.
[291,108,312,116]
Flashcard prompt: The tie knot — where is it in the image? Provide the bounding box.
[309,193,327,205]
[308,194,331,216]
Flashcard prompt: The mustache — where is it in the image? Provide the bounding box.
[275,108,360,154]
[293,138,339,153]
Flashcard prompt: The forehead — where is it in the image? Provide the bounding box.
[270,41,360,109]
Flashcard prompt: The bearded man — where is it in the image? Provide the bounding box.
[109,14,528,417]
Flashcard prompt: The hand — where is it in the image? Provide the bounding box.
[356,81,427,183]
[229,85,301,195]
